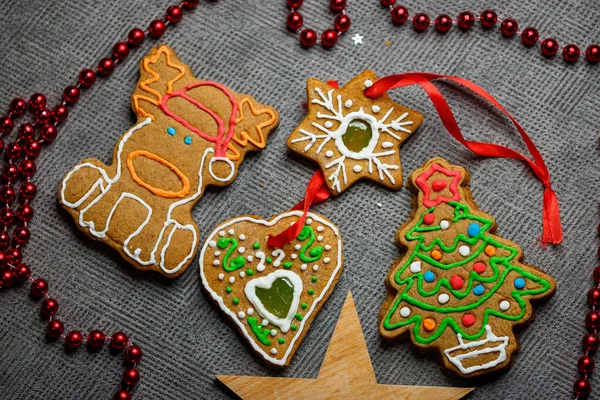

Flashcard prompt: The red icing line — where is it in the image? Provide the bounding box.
[415,162,461,207]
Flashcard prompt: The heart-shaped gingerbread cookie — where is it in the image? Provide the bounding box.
[199,210,344,367]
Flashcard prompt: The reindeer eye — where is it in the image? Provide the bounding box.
[167,127,176,136]
[184,136,192,145]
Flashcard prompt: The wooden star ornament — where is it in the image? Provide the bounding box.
[217,292,474,399]
[287,71,423,195]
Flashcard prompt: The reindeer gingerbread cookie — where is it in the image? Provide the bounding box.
[59,45,279,277]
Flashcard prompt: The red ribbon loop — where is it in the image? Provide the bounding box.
[365,72,562,245]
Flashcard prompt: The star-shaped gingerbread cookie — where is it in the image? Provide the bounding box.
[287,70,423,195]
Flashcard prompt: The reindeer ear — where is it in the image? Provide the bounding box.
[131,45,193,120]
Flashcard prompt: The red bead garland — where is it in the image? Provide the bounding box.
[286,0,350,48]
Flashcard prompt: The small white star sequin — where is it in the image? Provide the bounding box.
[352,33,364,45]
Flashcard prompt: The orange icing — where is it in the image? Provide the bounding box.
[226,98,277,161]
[485,245,497,257]
[423,318,436,332]
[126,150,190,198]
[431,249,442,261]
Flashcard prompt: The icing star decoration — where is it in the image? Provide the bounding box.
[217,291,474,399]
[352,33,364,44]
[287,70,423,195]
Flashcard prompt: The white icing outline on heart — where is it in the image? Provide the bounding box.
[199,210,343,366]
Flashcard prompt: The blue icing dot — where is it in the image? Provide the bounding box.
[184,136,192,145]
[167,127,176,136]
[473,285,485,296]
[467,223,481,237]
[424,271,435,283]
[514,277,526,289]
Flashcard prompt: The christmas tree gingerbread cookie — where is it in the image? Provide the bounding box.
[379,157,555,377]
[59,45,279,277]
[287,70,423,194]
[199,210,343,366]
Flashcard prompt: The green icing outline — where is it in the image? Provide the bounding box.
[248,317,272,346]
[217,238,246,272]
[297,226,324,262]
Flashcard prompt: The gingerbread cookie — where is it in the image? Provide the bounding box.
[379,157,555,377]
[59,45,279,277]
[199,210,344,366]
[286,70,423,195]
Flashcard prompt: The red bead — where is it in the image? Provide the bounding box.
[329,0,346,12]
[19,160,36,177]
[125,345,143,363]
[588,288,600,306]
[16,204,34,222]
[480,9,497,29]
[111,332,129,350]
[0,209,14,225]
[5,142,21,159]
[434,14,452,33]
[9,98,27,116]
[41,298,59,318]
[391,6,409,24]
[127,28,145,47]
[521,27,539,47]
[0,269,13,288]
[0,233,9,248]
[46,320,64,338]
[65,331,84,350]
[122,368,140,386]
[583,333,600,351]
[40,124,58,142]
[24,139,42,158]
[182,0,199,9]
[14,264,30,281]
[457,11,475,30]
[412,13,430,32]
[31,278,48,298]
[0,139,6,157]
[87,330,106,349]
[52,105,69,123]
[594,266,600,283]
[0,185,16,204]
[586,311,600,330]
[148,19,167,39]
[78,69,96,88]
[287,0,303,7]
[20,120,38,138]
[563,44,580,63]
[578,354,595,374]
[2,164,18,181]
[450,274,465,290]
[166,5,183,23]
[19,182,37,200]
[334,14,351,33]
[299,29,317,47]
[541,38,559,57]
[18,124,35,139]
[573,377,591,397]
[380,0,395,5]
[29,93,46,111]
[321,29,338,48]
[112,42,130,61]
[97,58,115,77]
[6,247,22,264]
[0,117,13,134]
[500,18,518,37]
[586,44,600,64]
[286,11,303,31]
[13,226,30,245]
[113,390,131,400]
[63,86,81,105]
[0,251,6,264]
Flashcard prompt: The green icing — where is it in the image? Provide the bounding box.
[255,277,295,319]
[311,276,317,282]
[266,257,273,264]
[308,289,314,295]
[301,302,307,309]
[290,324,297,331]
[233,298,240,305]
[283,262,293,268]
[246,269,255,276]
[297,226,323,262]
[225,286,232,293]
[248,317,272,346]
[295,313,303,321]
[342,119,373,152]
[278,337,285,344]
[253,242,260,250]
[217,238,246,272]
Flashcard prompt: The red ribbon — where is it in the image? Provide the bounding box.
[267,170,331,248]
[365,72,562,245]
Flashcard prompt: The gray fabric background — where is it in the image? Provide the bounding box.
[0,0,598,399]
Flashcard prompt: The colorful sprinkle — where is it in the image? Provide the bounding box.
[301,302,307,309]
[458,245,470,256]
[423,318,436,332]
[295,314,303,321]
[253,242,260,249]
[473,285,485,296]
[399,307,411,317]
[439,220,450,230]
[431,179,447,191]
[450,274,464,290]
[467,223,481,237]
[233,297,240,305]
[282,262,293,268]
[424,271,435,282]
[167,127,176,136]
[485,245,497,257]
[462,314,476,327]
[290,324,297,331]
[278,337,285,344]
[266,257,273,263]
[409,261,422,273]
[308,289,315,295]
[311,276,317,282]
[246,269,254,276]
[473,262,486,274]
[184,136,192,145]
[499,300,511,311]
[514,277,526,289]
[437,293,449,304]
[423,213,435,225]
[431,249,442,261]
[225,286,232,293]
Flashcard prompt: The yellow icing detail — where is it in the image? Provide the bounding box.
[126,150,190,198]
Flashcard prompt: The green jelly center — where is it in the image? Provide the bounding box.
[255,277,294,319]
[342,119,372,153]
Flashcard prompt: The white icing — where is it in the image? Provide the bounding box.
[238,247,245,253]
[458,245,470,256]
[262,319,269,326]
[247,308,254,315]
[381,141,394,148]
[323,257,330,263]
[440,220,450,230]
[301,264,307,270]
[400,307,411,317]
[294,244,302,250]
[214,251,221,257]
[409,261,422,273]
[317,235,323,241]
[208,155,235,183]
[317,226,325,232]
[353,165,362,173]
[239,234,246,241]
[271,249,285,267]
[325,245,332,251]
[313,265,319,271]
[247,255,253,262]
[219,231,226,237]
[444,325,509,374]
[229,276,235,284]
[244,270,303,333]
[237,312,245,319]
[324,121,333,128]
[325,150,334,158]
[306,218,313,225]
[499,301,510,311]
[218,273,224,280]
[438,293,450,304]
[255,251,266,272]
[270,329,277,336]
[291,254,297,259]
[228,229,235,235]
[364,79,373,88]
[344,100,353,108]
[239,271,245,278]
[372,105,380,113]
[208,240,217,248]
[270,348,277,355]
[213,260,220,266]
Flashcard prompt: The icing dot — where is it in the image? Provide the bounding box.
[247,255,253,262]
[324,121,334,128]
[317,235,323,241]
[371,105,381,113]
[467,223,481,238]
[247,308,254,315]
[229,276,235,284]
[306,218,313,225]
[462,314,476,327]
[218,274,224,280]
[424,271,435,282]
[226,286,232,293]
[400,307,411,317]
[239,234,246,241]
[458,245,470,257]
[438,293,450,304]
[270,348,277,355]
[238,312,246,319]
[253,242,260,249]
[473,262,486,274]
[440,220,450,230]
[325,150,334,157]
[364,79,373,88]
[208,240,217,248]
[291,254,298,259]
[344,100,353,108]
[262,320,269,326]
[473,285,485,296]
[239,271,245,278]
[301,264,308,270]
[313,265,319,271]
[184,136,193,145]
[219,231,226,237]
[450,274,464,290]
[409,261,422,273]
[324,245,332,251]
[485,245,497,257]
[353,165,363,173]
[238,247,245,253]
[431,250,442,261]
[228,229,235,235]
[167,127,176,136]
[214,251,221,257]
[423,318,436,332]
[499,300,511,311]
[423,213,435,225]
[294,244,302,250]
[381,141,394,148]
[431,179,447,192]
[213,260,220,266]
[270,329,277,336]
[514,277,526,289]
[317,226,325,232]
[324,257,331,263]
